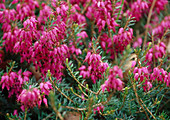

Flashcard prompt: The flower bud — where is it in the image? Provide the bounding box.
[66,58,69,66]
[47,70,51,77]
[125,87,128,95]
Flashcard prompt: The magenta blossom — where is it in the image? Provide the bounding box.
[101,66,123,92]
[150,67,169,86]
[133,67,152,91]
[145,42,166,72]
[93,105,104,114]
[79,52,108,83]
[17,86,42,111]
[40,81,53,96]
[0,70,32,97]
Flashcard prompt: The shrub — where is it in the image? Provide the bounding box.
[0,0,170,119]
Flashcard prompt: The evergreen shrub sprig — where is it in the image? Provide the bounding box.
[0,0,170,119]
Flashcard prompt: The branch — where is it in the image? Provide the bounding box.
[49,77,75,104]
[143,0,157,51]
[130,78,150,120]
[67,64,98,95]
[139,98,156,120]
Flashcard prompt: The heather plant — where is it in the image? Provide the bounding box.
[0,0,170,120]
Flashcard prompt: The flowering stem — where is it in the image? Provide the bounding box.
[94,31,102,52]
[78,85,89,97]
[82,0,92,14]
[104,13,117,64]
[166,65,170,71]
[143,0,157,51]
[64,91,115,112]
[96,88,102,95]
[160,29,169,42]
[158,99,170,113]
[49,77,75,103]
[70,87,88,100]
[150,85,167,98]
[144,85,161,95]
[67,64,97,94]
[111,0,116,17]
[93,91,115,108]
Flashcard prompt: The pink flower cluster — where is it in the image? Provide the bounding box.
[134,66,170,91]
[148,0,168,14]
[125,0,168,22]
[145,42,166,71]
[40,81,52,96]
[17,86,41,111]
[152,15,170,38]
[2,13,69,79]
[114,28,133,53]
[85,0,119,32]
[133,37,143,48]
[100,27,133,59]
[17,81,53,110]
[13,17,39,58]
[133,67,152,91]
[79,52,108,83]
[146,42,166,62]
[12,0,39,21]
[69,0,87,5]
[101,66,123,92]
[40,81,53,107]
[0,70,32,97]
[93,105,104,114]
[1,0,88,80]
[38,3,52,24]
[51,1,86,25]
[126,0,148,21]
[150,67,170,87]
[0,8,17,32]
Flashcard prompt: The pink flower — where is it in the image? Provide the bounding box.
[150,67,169,86]
[17,86,42,111]
[0,70,32,98]
[43,97,48,107]
[77,31,88,39]
[145,42,166,71]
[79,52,108,83]
[85,0,119,32]
[133,67,152,91]
[101,66,123,92]
[93,105,104,114]
[81,94,85,101]
[40,81,52,96]
[100,28,133,59]
[143,81,152,91]
[126,0,148,21]
[148,0,168,14]
[131,61,136,68]
[13,109,18,116]
[151,15,170,38]
[133,38,142,48]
